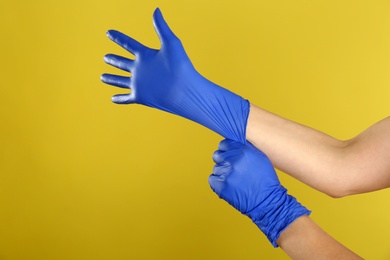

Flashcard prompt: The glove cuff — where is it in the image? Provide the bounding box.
[169,74,250,144]
[250,187,311,247]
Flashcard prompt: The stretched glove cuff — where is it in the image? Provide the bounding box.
[159,74,250,144]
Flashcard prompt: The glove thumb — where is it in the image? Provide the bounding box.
[153,8,178,45]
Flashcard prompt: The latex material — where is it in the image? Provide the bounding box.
[101,8,249,143]
[209,139,311,247]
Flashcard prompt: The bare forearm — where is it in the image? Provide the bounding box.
[277,215,363,260]
[246,104,349,197]
[246,104,390,197]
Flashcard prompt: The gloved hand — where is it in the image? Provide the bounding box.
[101,8,249,143]
[209,139,311,247]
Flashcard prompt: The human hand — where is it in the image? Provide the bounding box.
[101,8,249,143]
[209,139,311,247]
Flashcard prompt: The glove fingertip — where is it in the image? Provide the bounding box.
[153,7,162,17]
[103,54,111,63]
[153,8,163,33]
[111,96,121,104]
[106,30,116,40]
[112,94,135,104]
[111,95,126,104]
[212,150,223,163]
[153,7,176,44]
[100,73,109,82]
[104,53,114,58]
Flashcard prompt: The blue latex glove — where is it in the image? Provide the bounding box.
[101,8,249,143]
[209,139,311,247]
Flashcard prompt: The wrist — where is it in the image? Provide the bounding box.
[180,73,250,143]
[249,187,311,247]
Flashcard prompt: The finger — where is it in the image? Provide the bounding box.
[212,150,224,164]
[104,54,134,72]
[212,163,231,176]
[212,149,242,164]
[153,8,177,45]
[101,74,131,89]
[107,30,145,55]
[218,139,244,152]
[112,93,135,104]
[208,174,225,196]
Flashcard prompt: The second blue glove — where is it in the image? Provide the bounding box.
[209,139,311,247]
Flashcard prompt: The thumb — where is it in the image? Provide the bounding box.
[153,8,177,45]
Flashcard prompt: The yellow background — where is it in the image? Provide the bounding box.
[1,0,390,259]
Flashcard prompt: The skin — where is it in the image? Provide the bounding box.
[246,103,390,197]
[277,216,363,260]
[244,103,390,258]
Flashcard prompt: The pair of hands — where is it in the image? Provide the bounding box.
[101,8,310,247]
